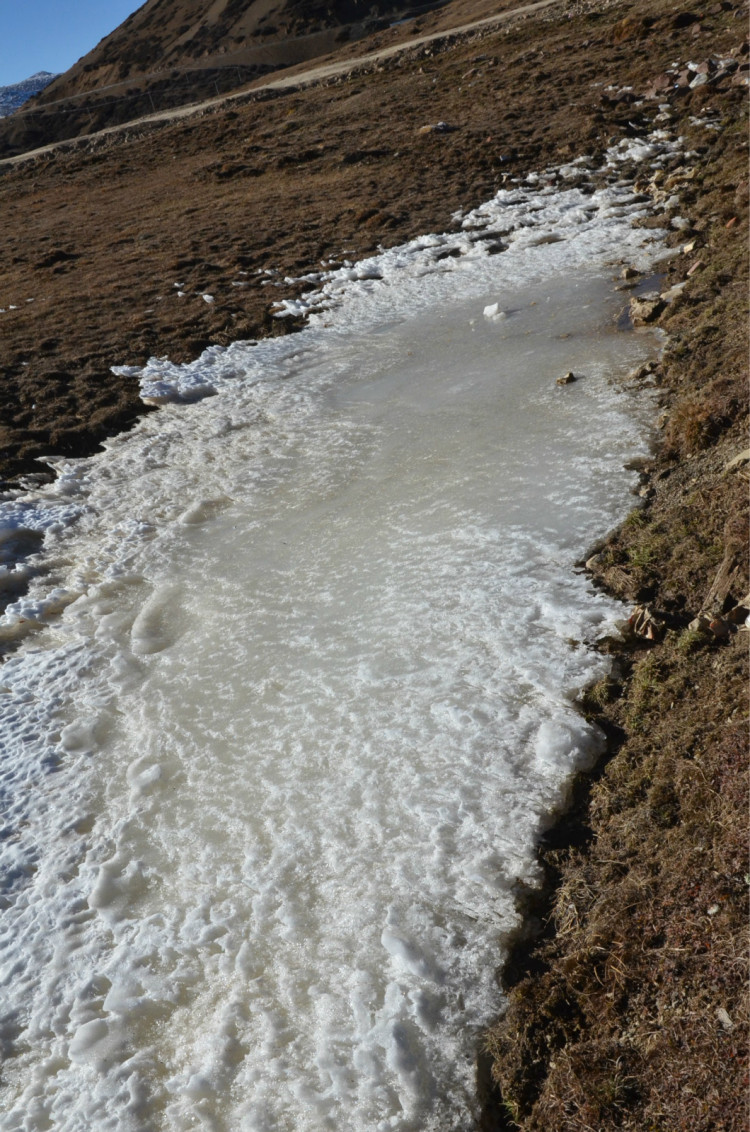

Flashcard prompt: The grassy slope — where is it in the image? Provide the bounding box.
[486,34,749,1132]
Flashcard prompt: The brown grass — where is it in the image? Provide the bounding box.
[486,2,749,1126]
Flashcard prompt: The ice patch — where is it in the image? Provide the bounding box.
[0,135,674,1132]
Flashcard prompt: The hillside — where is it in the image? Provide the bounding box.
[0,0,747,1126]
[37,0,434,97]
[0,0,454,156]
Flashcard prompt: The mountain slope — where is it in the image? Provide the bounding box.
[0,0,448,157]
[0,72,58,118]
[36,0,442,103]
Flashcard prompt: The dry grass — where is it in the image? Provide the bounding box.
[486,1,749,1127]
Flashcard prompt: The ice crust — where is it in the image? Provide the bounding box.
[0,141,672,1131]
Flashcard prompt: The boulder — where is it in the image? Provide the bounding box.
[630,293,665,324]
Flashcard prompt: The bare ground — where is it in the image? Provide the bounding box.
[0,0,747,1127]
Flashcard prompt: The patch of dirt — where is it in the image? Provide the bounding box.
[0,0,747,1127]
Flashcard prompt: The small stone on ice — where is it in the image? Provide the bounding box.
[556,371,577,385]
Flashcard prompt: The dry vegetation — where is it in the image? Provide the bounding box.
[0,0,747,1126]
[486,29,749,1129]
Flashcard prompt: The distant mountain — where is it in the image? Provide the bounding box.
[0,71,59,117]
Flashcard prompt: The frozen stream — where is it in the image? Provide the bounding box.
[0,169,668,1131]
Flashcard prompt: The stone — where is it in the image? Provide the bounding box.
[629,294,665,324]
[556,371,577,385]
[662,281,687,303]
[671,216,692,230]
[726,597,750,624]
[722,448,750,474]
[643,74,672,98]
[716,1007,735,1032]
[627,605,663,641]
[416,121,456,135]
[703,547,746,612]
[621,265,639,279]
[688,614,712,633]
[627,360,657,382]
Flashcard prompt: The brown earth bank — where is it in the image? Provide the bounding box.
[0,0,748,1128]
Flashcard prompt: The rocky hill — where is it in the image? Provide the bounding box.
[38,0,434,97]
[0,0,447,156]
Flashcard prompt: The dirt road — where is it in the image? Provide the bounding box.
[0,0,561,168]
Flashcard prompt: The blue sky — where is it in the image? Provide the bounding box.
[0,1,143,87]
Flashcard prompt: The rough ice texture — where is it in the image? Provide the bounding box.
[0,141,671,1131]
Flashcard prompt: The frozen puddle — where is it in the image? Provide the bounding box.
[0,173,666,1131]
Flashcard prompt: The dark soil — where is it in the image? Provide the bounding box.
[0,0,747,1127]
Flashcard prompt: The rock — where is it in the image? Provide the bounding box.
[688,614,712,633]
[671,216,692,231]
[627,605,663,641]
[630,293,666,324]
[708,618,732,640]
[664,167,695,190]
[417,121,456,135]
[716,1007,735,1032]
[621,265,640,279]
[726,596,750,624]
[662,281,687,303]
[682,238,699,253]
[703,546,746,613]
[627,360,657,382]
[556,371,577,385]
[643,73,672,98]
[722,448,750,474]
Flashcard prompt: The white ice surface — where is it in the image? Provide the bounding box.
[0,144,672,1132]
